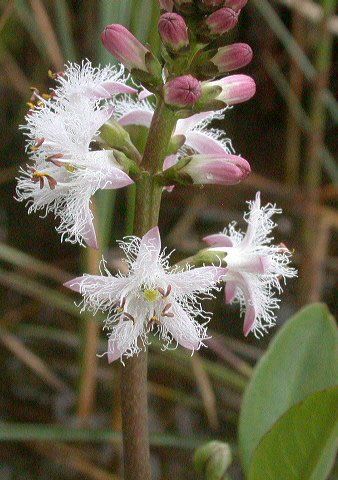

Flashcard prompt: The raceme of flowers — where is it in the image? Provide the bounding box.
[16,0,296,362]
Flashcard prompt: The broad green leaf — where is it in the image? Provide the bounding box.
[239,303,338,472]
[248,387,338,480]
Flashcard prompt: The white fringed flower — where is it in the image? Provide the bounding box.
[204,192,297,337]
[16,97,133,248]
[65,227,222,362]
[52,60,137,101]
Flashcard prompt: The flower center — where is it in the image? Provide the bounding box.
[143,289,161,303]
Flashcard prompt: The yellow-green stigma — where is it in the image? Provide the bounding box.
[143,289,161,303]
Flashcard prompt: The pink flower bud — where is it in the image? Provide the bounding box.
[205,7,238,35]
[211,43,253,72]
[224,0,248,12]
[159,0,174,11]
[164,75,202,107]
[206,74,256,105]
[158,13,189,52]
[181,154,251,185]
[102,24,149,72]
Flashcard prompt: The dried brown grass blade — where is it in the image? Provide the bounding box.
[30,441,119,480]
[0,48,30,96]
[29,0,64,70]
[0,0,14,33]
[0,323,69,392]
[191,353,219,431]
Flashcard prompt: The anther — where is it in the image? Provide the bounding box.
[123,312,135,322]
[30,137,45,152]
[31,170,57,190]
[46,153,64,167]
[48,69,65,79]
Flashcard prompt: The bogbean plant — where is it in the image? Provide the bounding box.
[16,1,296,478]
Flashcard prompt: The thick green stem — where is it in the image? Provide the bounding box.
[120,99,177,480]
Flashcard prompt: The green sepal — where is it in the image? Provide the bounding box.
[112,150,141,177]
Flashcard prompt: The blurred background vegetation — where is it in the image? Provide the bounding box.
[0,0,337,478]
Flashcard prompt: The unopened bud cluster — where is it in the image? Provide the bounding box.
[156,0,253,110]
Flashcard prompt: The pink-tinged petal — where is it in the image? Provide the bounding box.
[203,233,233,247]
[243,305,256,337]
[63,276,85,292]
[107,320,143,363]
[185,131,226,155]
[163,154,178,192]
[82,218,98,249]
[238,255,270,274]
[241,191,261,247]
[137,226,162,263]
[163,303,201,350]
[224,280,237,303]
[86,81,137,99]
[163,154,178,171]
[100,168,134,190]
[138,87,154,101]
[119,109,153,128]
[228,272,257,336]
[175,111,214,135]
[169,266,222,296]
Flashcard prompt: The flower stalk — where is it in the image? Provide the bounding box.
[120,99,177,480]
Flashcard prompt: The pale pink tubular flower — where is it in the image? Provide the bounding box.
[204,192,297,337]
[204,74,256,105]
[178,153,250,185]
[163,75,202,107]
[65,227,222,362]
[205,8,239,36]
[158,13,189,52]
[211,43,253,73]
[102,24,150,72]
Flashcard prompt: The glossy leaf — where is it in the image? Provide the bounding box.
[248,387,338,480]
[239,303,338,472]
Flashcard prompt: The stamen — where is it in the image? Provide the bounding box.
[161,303,175,318]
[123,312,135,322]
[157,285,172,298]
[31,169,57,190]
[148,315,161,326]
[46,153,64,168]
[30,137,45,151]
[48,69,65,79]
